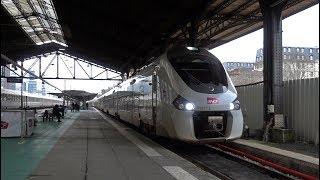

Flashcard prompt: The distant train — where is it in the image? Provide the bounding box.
[1,88,63,110]
[89,46,243,143]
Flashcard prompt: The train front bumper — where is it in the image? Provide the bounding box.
[170,109,243,143]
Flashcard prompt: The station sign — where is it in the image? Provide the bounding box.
[6,77,22,83]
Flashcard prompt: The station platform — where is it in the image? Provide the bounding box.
[1,109,218,180]
[229,139,319,176]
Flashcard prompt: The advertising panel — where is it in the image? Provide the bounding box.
[1,111,22,137]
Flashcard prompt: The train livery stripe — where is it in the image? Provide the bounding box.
[163,166,199,180]
[96,108,162,157]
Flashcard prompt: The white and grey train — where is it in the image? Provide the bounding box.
[1,88,63,110]
[89,46,243,143]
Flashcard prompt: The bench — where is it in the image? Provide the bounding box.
[39,109,54,122]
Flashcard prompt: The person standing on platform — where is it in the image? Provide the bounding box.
[71,102,75,112]
[86,102,89,110]
[53,104,62,122]
[59,105,65,118]
[75,103,80,111]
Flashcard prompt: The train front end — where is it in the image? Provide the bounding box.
[165,47,243,143]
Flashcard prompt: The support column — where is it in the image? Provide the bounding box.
[56,52,59,78]
[39,56,42,78]
[21,60,24,109]
[188,20,198,47]
[259,0,287,141]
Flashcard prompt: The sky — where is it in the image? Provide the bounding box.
[6,4,320,94]
[12,54,120,94]
[210,4,319,63]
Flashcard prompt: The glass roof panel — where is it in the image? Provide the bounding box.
[39,33,50,42]
[1,0,67,46]
[2,1,21,16]
[19,0,32,13]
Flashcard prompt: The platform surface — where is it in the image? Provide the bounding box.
[233,139,319,166]
[1,111,79,180]
[2,109,218,180]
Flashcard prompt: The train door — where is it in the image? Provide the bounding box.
[115,91,119,116]
[132,93,140,126]
[151,74,158,135]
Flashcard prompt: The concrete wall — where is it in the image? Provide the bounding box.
[237,78,319,144]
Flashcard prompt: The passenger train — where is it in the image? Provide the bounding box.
[89,46,243,143]
[1,88,63,110]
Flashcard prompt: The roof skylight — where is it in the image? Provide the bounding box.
[1,0,67,46]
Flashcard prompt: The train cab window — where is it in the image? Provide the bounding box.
[168,53,228,94]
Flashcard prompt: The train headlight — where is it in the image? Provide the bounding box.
[229,103,235,110]
[173,95,195,111]
[185,103,195,111]
[229,99,240,110]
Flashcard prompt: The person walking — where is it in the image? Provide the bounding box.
[86,102,89,110]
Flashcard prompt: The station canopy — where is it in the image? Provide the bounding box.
[1,0,318,72]
[49,90,97,102]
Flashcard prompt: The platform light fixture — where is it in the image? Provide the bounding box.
[187,47,198,51]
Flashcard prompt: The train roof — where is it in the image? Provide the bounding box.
[1,88,62,101]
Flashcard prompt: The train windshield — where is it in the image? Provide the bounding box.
[169,55,228,94]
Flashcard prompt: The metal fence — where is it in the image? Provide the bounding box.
[237,78,319,145]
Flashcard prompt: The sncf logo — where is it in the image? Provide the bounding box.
[1,121,9,129]
[207,97,219,104]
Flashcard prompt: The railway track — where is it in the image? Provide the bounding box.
[154,138,286,180]
[103,111,317,180]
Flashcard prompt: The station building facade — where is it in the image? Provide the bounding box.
[222,62,255,71]
[255,46,319,80]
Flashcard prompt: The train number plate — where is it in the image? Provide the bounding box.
[208,116,223,123]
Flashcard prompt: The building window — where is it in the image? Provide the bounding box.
[283,55,286,59]
[283,48,287,52]
[310,55,313,60]
[302,55,305,60]
[310,48,313,53]
[238,63,240,66]
[301,48,305,53]
[288,55,291,59]
[318,49,319,53]
[297,55,300,60]
[296,48,299,52]
[288,48,291,52]
[306,72,311,77]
